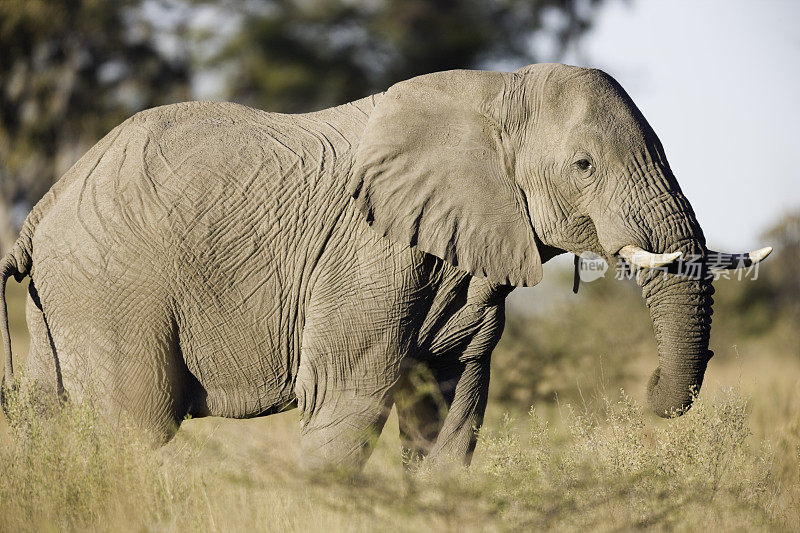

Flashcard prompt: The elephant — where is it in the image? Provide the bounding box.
[0,63,770,470]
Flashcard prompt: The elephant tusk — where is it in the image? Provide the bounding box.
[618,245,682,268]
[706,246,772,270]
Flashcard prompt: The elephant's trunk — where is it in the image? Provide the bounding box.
[638,246,714,417]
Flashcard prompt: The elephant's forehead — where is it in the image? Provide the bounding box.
[541,91,651,156]
[528,68,636,123]
[567,114,649,148]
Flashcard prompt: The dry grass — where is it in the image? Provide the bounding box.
[0,382,797,531]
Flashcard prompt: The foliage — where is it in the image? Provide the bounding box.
[213,0,605,112]
[714,211,800,336]
[467,389,790,530]
[0,385,194,530]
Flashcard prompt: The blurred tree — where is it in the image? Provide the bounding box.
[761,211,800,311]
[213,0,605,112]
[720,210,800,330]
[0,0,191,253]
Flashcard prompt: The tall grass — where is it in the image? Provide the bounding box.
[0,386,201,530]
[1,383,796,531]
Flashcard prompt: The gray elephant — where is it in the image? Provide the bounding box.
[0,63,769,470]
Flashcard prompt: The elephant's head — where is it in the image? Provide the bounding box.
[348,63,769,417]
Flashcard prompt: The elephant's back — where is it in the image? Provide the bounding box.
[31,101,345,277]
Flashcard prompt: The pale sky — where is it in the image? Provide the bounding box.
[557,0,800,250]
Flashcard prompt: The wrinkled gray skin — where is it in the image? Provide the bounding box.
[0,64,716,470]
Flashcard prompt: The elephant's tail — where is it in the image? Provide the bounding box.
[1,219,35,393]
[1,254,19,392]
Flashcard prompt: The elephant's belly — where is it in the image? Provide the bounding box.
[178,295,303,419]
[182,338,299,419]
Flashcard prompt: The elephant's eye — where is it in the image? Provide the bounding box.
[574,159,592,172]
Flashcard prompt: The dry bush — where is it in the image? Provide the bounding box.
[1,381,797,532]
[457,388,796,530]
[0,385,206,531]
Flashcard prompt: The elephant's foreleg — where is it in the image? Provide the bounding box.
[296,385,394,472]
[296,318,404,471]
[426,356,490,465]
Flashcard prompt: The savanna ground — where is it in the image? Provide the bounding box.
[1,215,798,531]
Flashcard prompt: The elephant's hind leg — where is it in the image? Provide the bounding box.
[21,283,64,404]
[45,292,190,445]
[92,321,188,444]
[2,284,64,422]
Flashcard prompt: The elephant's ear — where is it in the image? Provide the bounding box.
[348,70,542,286]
